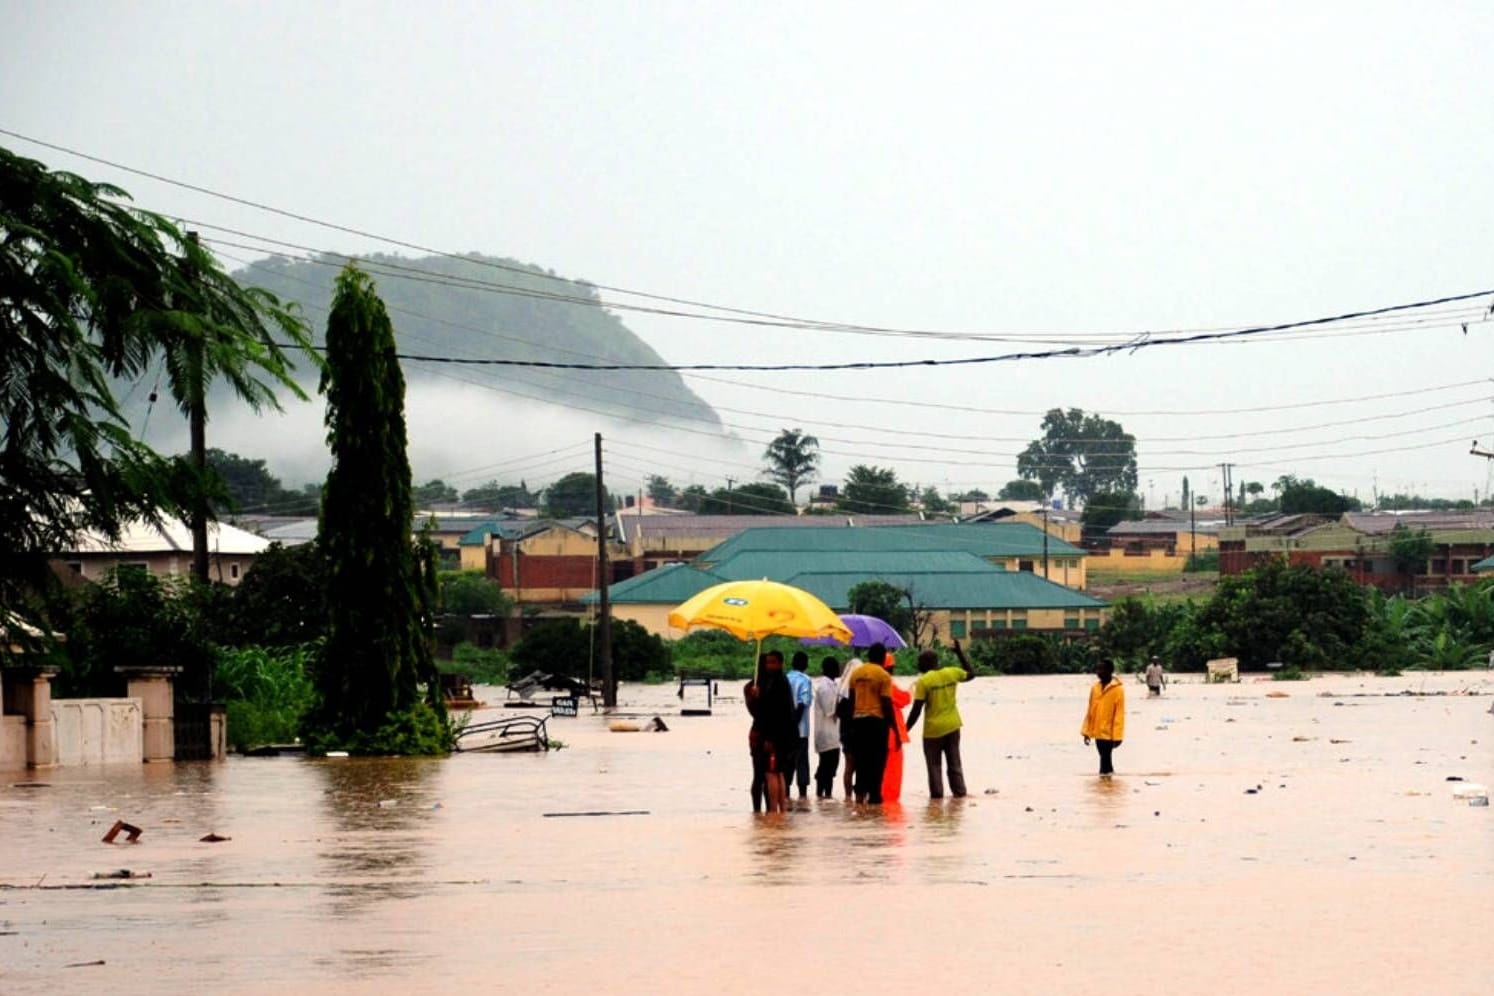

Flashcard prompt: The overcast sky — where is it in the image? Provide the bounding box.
[5,2,1493,507]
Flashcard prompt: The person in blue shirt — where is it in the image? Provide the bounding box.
[786,651,814,800]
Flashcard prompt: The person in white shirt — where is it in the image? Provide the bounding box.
[811,657,843,798]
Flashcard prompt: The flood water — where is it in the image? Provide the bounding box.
[3,671,1491,995]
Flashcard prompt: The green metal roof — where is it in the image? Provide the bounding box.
[783,570,1109,611]
[1472,554,1494,574]
[582,563,725,604]
[697,522,1083,565]
[709,549,1000,580]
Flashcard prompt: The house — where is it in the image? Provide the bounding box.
[1105,515,1220,555]
[1218,510,1494,591]
[475,519,625,608]
[57,518,270,586]
[587,523,1106,639]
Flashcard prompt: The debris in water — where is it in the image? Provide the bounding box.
[542,810,650,818]
[199,833,230,843]
[91,869,149,880]
[101,820,141,844]
[63,960,106,968]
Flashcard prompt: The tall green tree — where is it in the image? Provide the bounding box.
[461,479,535,509]
[310,266,443,748]
[676,484,709,512]
[1278,476,1360,515]
[763,428,820,506]
[838,465,910,514]
[1016,408,1137,504]
[544,472,598,518]
[646,474,677,507]
[998,479,1046,501]
[846,580,914,638]
[413,478,459,506]
[0,145,310,620]
[699,482,793,515]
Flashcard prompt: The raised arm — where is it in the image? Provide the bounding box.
[952,637,975,680]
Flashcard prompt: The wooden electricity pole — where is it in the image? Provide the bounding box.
[594,433,615,707]
[186,231,210,582]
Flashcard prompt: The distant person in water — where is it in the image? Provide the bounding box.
[744,650,796,812]
[812,657,842,798]
[846,642,900,804]
[787,652,814,800]
[1145,656,1166,697]
[905,637,975,799]
[1081,659,1126,777]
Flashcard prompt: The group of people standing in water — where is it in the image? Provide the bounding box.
[744,643,1131,811]
[743,639,976,812]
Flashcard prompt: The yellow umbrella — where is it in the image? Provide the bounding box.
[668,579,853,683]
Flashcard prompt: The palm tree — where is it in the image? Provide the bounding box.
[762,428,820,506]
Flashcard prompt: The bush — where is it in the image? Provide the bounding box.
[1272,666,1307,681]
[216,644,317,750]
[442,642,510,684]
[968,634,1062,674]
[1184,549,1220,572]
[510,617,669,682]
[306,701,455,756]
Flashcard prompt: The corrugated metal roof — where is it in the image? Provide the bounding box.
[1108,520,1221,536]
[1471,554,1494,573]
[784,570,1108,611]
[711,549,999,579]
[70,518,271,556]
[1345,511,1494,535]
[582,563,724,604]
[623,513,928,537]
[698,522,1083,564]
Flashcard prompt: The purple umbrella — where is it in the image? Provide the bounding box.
[800,614,907,649]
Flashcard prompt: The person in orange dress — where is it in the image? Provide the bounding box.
[880,649,911,803]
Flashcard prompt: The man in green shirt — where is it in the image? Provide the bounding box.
[905,637,975,799]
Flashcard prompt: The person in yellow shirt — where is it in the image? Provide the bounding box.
[1080,659,1126,777]
[905,637,975,799]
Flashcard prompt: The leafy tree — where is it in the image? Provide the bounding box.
[0,145,310,621]
[439,569,510,616]
[228,541,327,646]
[1016,408,1137,504]
[1278,476,1360,515]
[204,449,283,514]
[918,486,954,515]
[1195,558,1370,670]
[700,482,793,515]
[838,465,910,514]
[1181,476,1190,511]
[543,472,598,518]
[846,580,914,638]
[1387,524,1434,592]
[646,475,677,507]
[461,479,535,509]
[510,617,666,681]
[308,266,444,750]
[998,479,1046,501]
[1245,481,1264,499]
[762,428,820,505]
[413,479,459,506]
[952,488,989,502]
[1081,488,1142,539]
[676,484,709,513]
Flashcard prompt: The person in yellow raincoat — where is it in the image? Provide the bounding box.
[1080,659,1125,776]
[880,648,910,803]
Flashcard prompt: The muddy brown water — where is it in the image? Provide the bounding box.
[3,672,1490,995]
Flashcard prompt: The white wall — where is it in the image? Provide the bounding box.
[51,698,143,766]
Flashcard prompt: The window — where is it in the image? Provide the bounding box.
[1085,618,1100,631]
[991,619,1007,630]
[1064,616,1079,630]
[66,562,83,575]
[229,562,240,580]
[117,562,149,578]
[1018,560,1035,573]
[1012,619,1028,630]
[949,620,967,638]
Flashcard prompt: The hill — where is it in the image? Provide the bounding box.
[231,251,723,430]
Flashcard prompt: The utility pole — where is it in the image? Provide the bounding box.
[594,433,615,708]
[1190,495,1198,566]
[185,231,210,582]
[1040,506,1050,580]
[1219,462,1235,527]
